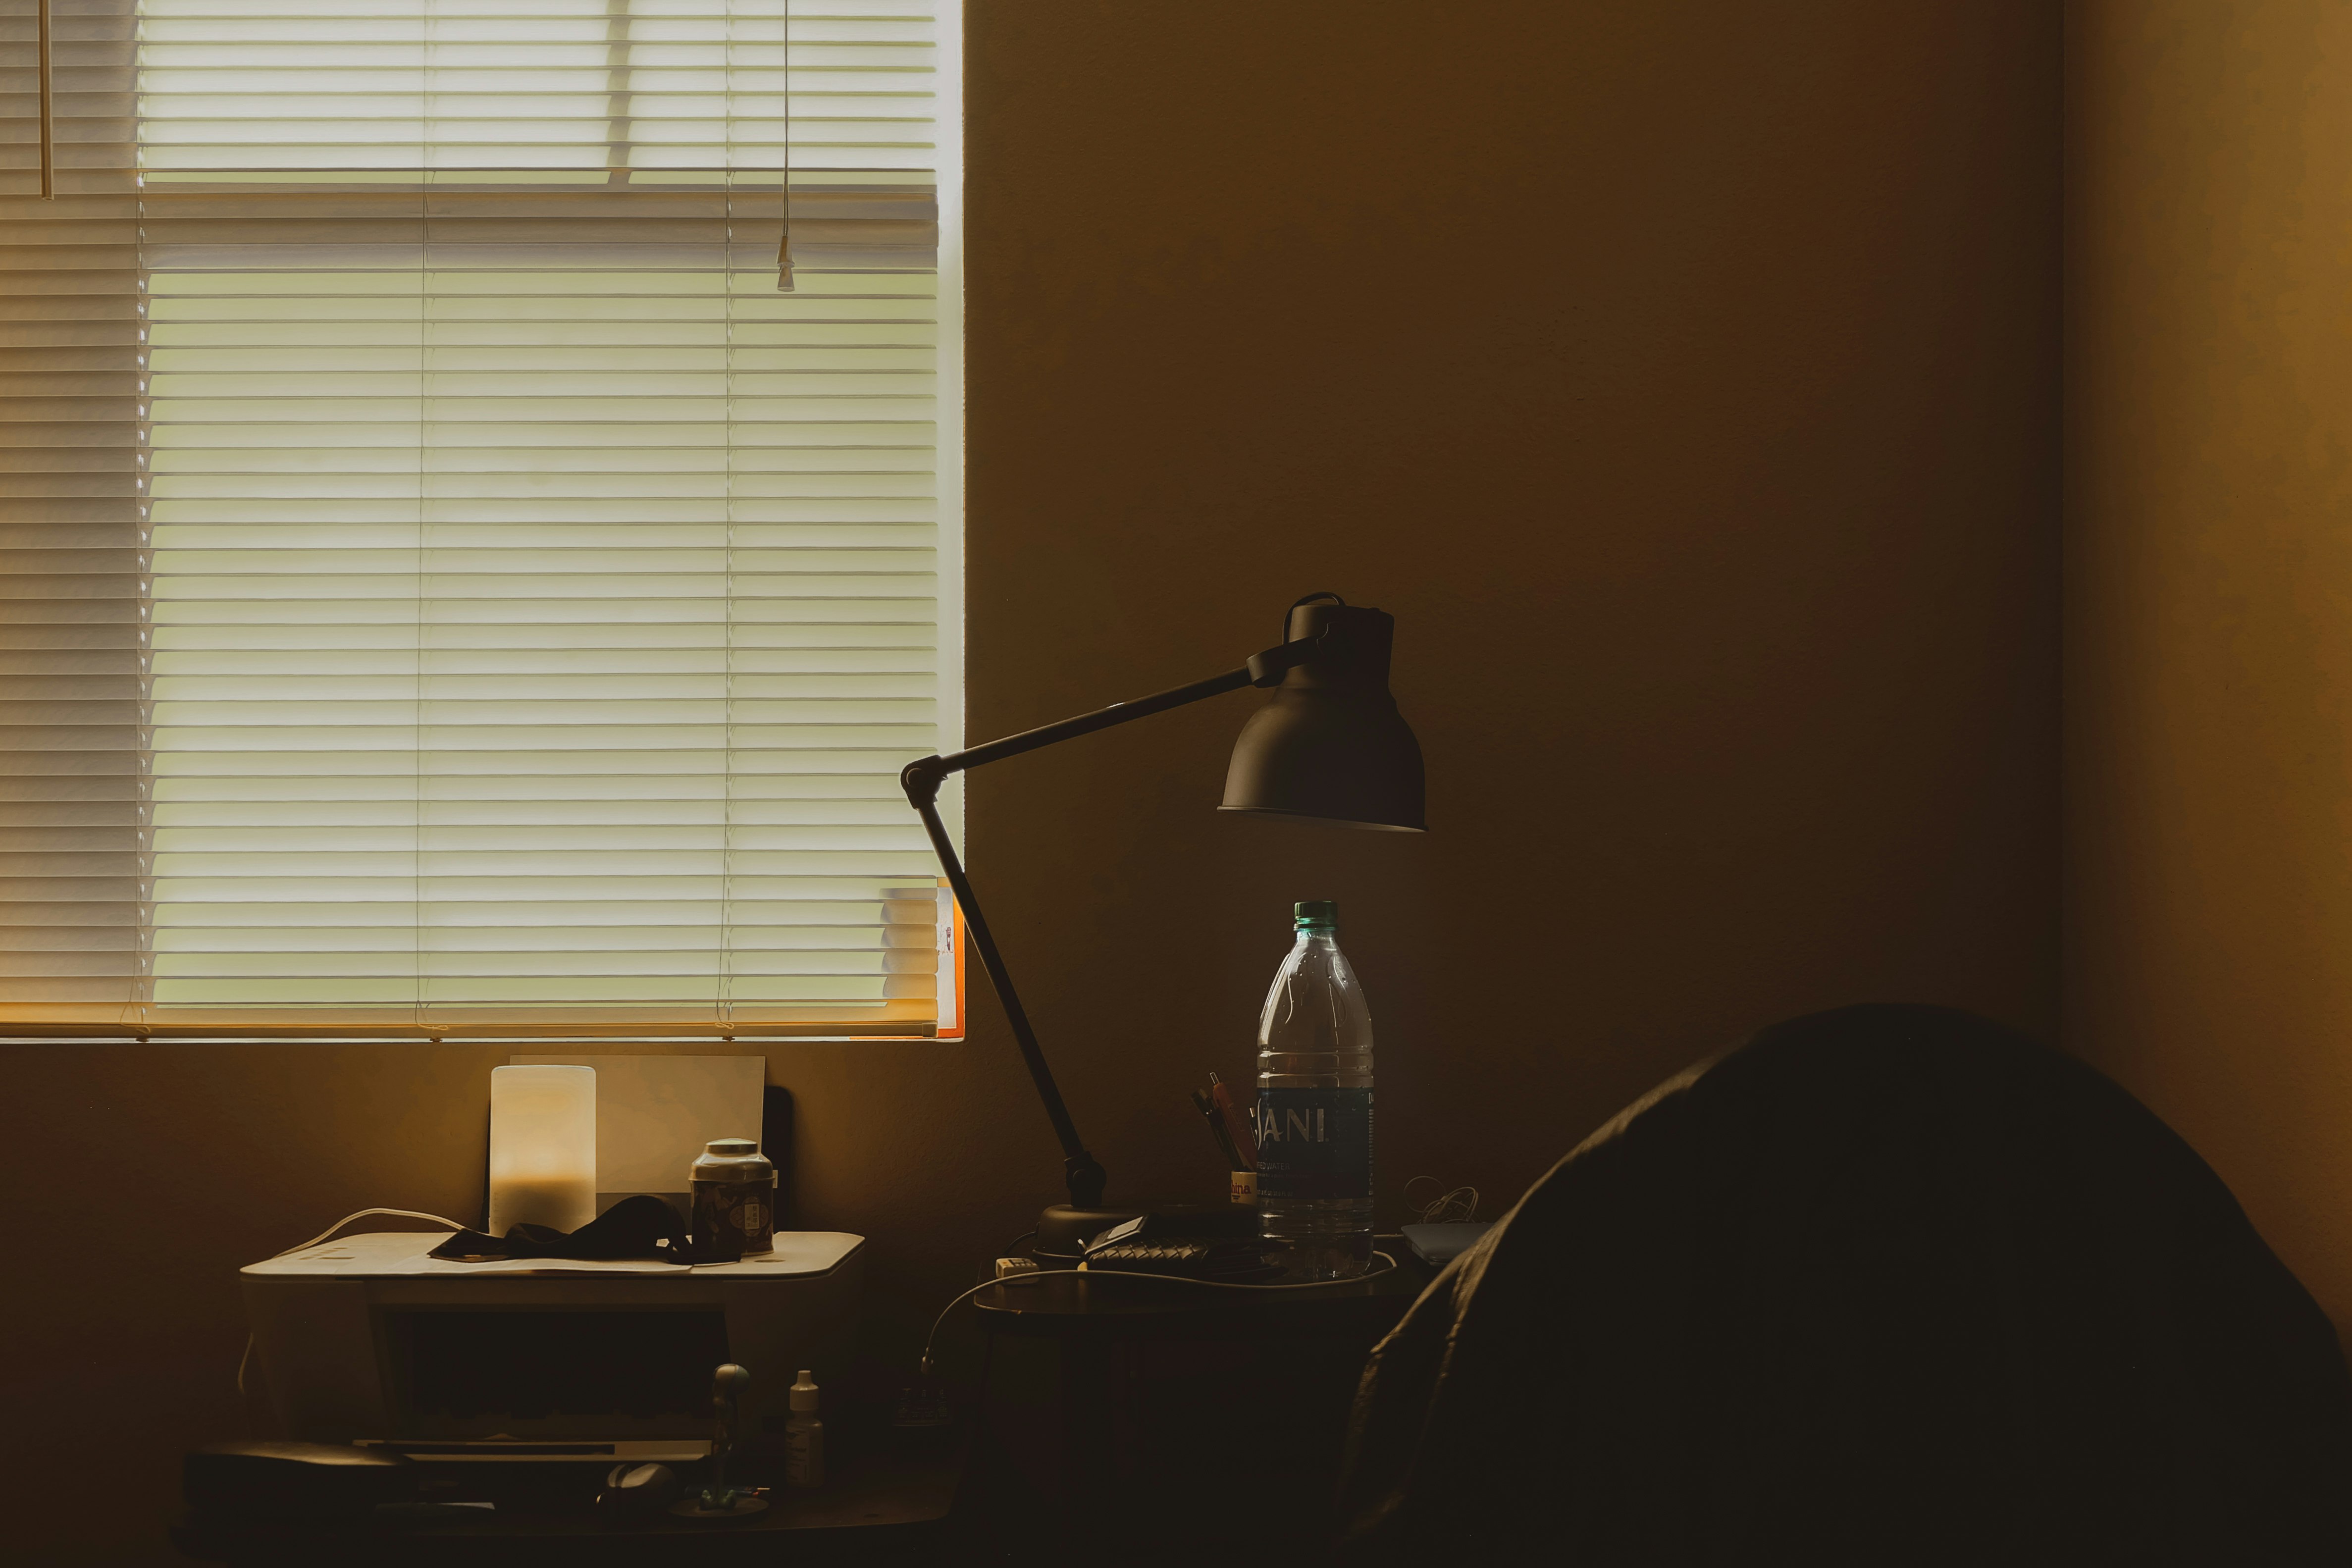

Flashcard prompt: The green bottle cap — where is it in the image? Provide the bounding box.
[1294,899,1338,927]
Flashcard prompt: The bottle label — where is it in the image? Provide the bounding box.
[1253,1088,1373,1201]
[785,1421,824,1487]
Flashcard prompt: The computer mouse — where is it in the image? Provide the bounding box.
[597,1461,680,1520]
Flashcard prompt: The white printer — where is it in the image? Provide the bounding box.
[242,1228,865,1464]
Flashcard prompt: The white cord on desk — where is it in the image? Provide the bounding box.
[236,1208,472,1400]
[919,1250,1401,1377]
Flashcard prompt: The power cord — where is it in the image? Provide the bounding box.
[236,1208,471,1400]
[919,1250,1401,1377]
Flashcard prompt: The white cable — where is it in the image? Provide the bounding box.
[236,1208,473,1400]
[1404,1176,1480,1225]
[273,1207,471,1259]
[919,1250,1401,1376]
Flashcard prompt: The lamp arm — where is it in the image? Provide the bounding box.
[898,633,1324,1211]
[902,787,1105,1208]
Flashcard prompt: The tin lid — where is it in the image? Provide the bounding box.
[690,1138,773,1182]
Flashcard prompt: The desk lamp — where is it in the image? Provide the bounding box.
[899,592,1424,1235]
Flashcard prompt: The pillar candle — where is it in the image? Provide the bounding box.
[488,1064,597,1236]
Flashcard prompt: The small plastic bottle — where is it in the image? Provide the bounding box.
[784,1368,825,1487]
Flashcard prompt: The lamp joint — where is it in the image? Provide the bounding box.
[1248,632,1328,688]
[1064,1150,1107,1211]
[900,755,948,806]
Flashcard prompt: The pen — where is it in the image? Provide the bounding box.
[1207,1071,1257,1168]
[1193,1089,1244,1169]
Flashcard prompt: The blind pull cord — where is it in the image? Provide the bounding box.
[777,9,793,292]
[37,0,54,200]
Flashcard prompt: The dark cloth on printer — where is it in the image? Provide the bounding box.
[1336,1004,2352,1567]
[427,1194,721,1262]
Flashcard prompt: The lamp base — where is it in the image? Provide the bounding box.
[1035,1201,1256,1262]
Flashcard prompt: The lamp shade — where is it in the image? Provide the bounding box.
[1221,600,1426,831]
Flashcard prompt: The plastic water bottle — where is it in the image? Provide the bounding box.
[1254,899,1375,1279]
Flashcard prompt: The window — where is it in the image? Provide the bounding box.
[0,0,961,1038]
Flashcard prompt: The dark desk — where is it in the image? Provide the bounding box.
[964,1241,1433,1560]
[170,1444,963,1567]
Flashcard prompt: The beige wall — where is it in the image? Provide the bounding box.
[2067,0,2352,1336]
[0,3,2061,1559]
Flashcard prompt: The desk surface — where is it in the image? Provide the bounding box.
[242,1229,866,1279]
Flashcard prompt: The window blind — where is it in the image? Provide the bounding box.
[0,0,962,1038]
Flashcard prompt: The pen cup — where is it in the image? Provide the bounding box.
[1229,1169,1257,1206]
